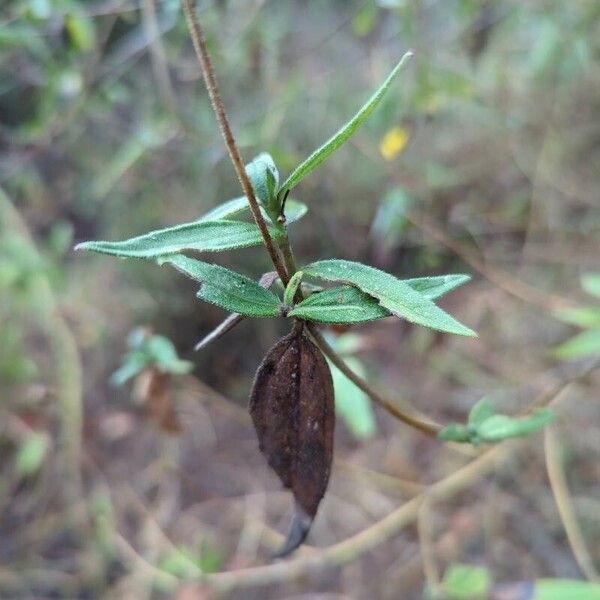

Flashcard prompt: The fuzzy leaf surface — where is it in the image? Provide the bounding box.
[403,274,471,300]
[303,260,476,336]
[75,219,283,258]
[159,255,282,318]
[288,286,390,324]
[249,328,334,556]
[197,197,308,225]
[280,51,413,193]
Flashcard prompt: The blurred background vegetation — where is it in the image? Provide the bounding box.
[1,0,599,598]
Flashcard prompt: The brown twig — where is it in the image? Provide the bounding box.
[180,0,289,285]
[544,425,599,581]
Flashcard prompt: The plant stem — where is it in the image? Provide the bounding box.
[307,324,441,437]
[182,0,443,439]
[181,0,289,285]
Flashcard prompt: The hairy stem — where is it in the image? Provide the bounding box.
[181,0,289,285]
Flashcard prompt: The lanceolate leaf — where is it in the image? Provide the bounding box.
[280,51,413,194]
[303,260,476,336]
[288,286,390,324]
[197,197,249,222]
[249,326,335,557]
[75,219,284,259]
[197,197,308,225]
[158,255,282,318]
[403,274,471,300]
[476,410,555,443]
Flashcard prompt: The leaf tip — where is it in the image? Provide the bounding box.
[272,504,313,559]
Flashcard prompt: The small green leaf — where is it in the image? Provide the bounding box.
[245,153,280,217]
[534,579,600,600]
[284,271,304,306]
[197,197,249,222]
[288,286,390,324]
[403,274,471,300]
[468,397,495,427]
[477,409,555,443]
[328,356,376,439]
[159,255,282,318]
[581,273,600,298]
[15,433,49,476]
[197,197,308,225]
[303,260,476,336]
[282,199,309,224]
[75,219,283,259]
[110,352,148,386]
[553,328,600,360]
[438,424,471,443]
[146,336,193,374]
[280,51,413,193]
[441,563,491,600]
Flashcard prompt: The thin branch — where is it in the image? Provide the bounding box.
[180,0,289,285]
[307,324,442,437]
[176,366,589,593]
[544,425,599,581]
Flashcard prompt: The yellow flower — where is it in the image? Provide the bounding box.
[379,126,409,161]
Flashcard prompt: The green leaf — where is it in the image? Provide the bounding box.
[110,352,148,386]
[581,273,600,298]
[468,397,495,427]
[303,260,476,336]
[477,410,555,443]
[556,306,600,328]
[280,51,413,193]
[284,271,304,306]
[159,254,282,318]
[197,197,308,225]
[146,336,193,374]
[75,219,283,259]
[438,424,471,443]
[245,152,280,217]
[328,356,376,439]
[441,563,491,600]
[197,197,249,222]
[553,328,600,360]
[403,274,471,300]
[15,433,49,476]
[281,199,309,224]
[534,579,600,600]
[288,286,390,324]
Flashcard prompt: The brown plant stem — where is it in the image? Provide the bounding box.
[180,0,289,285]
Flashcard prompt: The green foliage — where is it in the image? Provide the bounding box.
[111,328,193,386]
[75,219,284,259]
[326,332,376,439]
[284,270,304,307]
[15,433,49,476]
[197,196,308,225]
[533,580,600,600]
[302,260,475,336]
[402,274,471,300]
[245,152,280,220]
[279,52,413,194]
[289,286,390,324]
[554,273,600,359]
[439,397,555,445]
[159,255,282,318]
[440,563,490,600]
